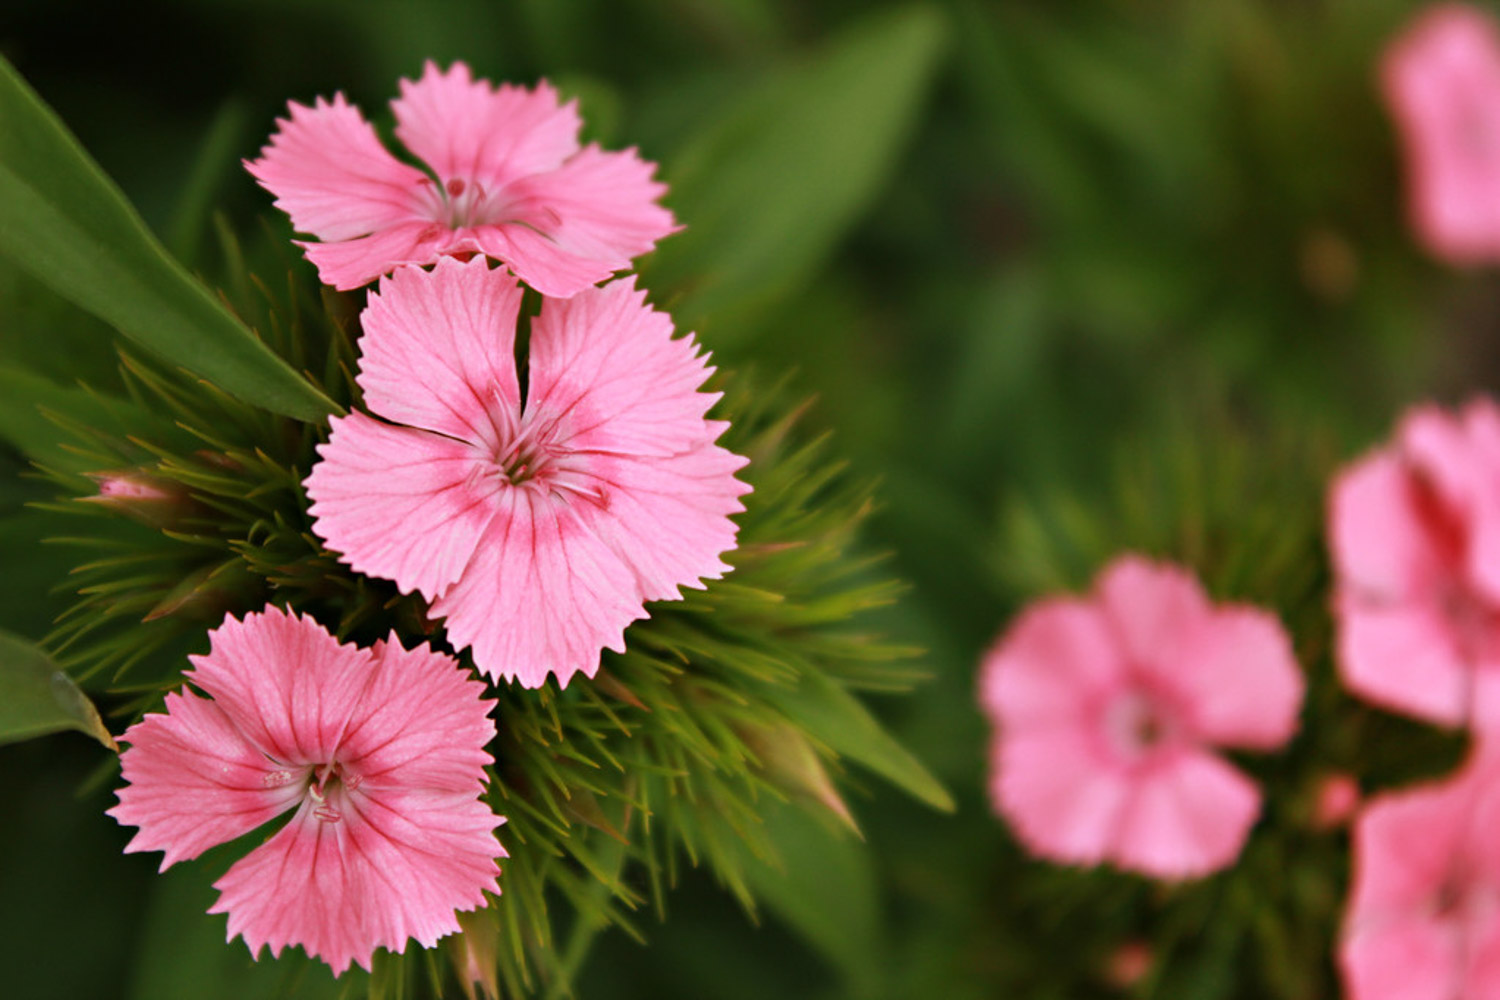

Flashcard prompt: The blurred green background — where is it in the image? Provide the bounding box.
[0,0,1490,997]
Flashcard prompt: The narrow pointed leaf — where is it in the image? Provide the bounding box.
[756,669,954,812]
[0,629,115,749]
[0,56,337,422]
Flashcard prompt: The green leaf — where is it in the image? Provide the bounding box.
[0,364,188,472]
[756,669,954,813]
[644,4,947,345]
[0,628,115,749]
[0,56,337,422]
[741,800,884,996]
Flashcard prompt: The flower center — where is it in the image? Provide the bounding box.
[484,409,610,507]
[1104,688,1180,762]
[420,175,507,229]
[306,760,362,824]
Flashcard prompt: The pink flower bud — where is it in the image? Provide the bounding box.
[1312,772,1361,831]
[1105,940,1152,989]
[81,471,192,529]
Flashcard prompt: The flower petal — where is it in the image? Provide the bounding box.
[992,728,1131,868]
[338,634,496,793]
[392,63,581,188]
[305,412,500,600]
[527,279,720,458]
[210,792,503,976]
[299,222,453,293]
[108,689,307,869]
[1170,606,1303,750]
[1340,911,1462,1000]
[185,607,376,767]
[1329,448,1448,604]
[471,146,677,298]
[1095,555,1211,671]
[432,489,642,687]
[246,95,429,243]
[1348,776,1475,918]
[1109,749,1261,879]
[580,440,749,604]
[979,597,1126,732]
[1337,598,1470,727]
[355,257,524,443]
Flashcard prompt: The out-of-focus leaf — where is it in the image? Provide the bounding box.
[0,56,337,422]
[741,800,882,995]
[0,628,115,749]
[0,364,186,473]
[127,843,348,1000]
[757,669,954,813]
[645,4,946,344]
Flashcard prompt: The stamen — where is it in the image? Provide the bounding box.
[447,177,467,197]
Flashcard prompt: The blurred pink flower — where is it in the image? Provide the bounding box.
[1340,755,1500,1000]
[979,555,1303,879]
[247,61,677,297]
[1382,4,1500,264]
[1330,399,1500,728]
[304,257,749,688]
[108,607,503,975]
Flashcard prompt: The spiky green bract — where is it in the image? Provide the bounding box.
[37,242,931,996]
[985,410,1465,999]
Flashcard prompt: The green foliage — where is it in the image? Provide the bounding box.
[643,4,947,347]
[0,628,114,749]
[0,56,337,422]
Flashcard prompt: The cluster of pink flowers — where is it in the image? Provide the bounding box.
[1331,398,1500,998]
[109,62,748,974]
[977,395,1500,994]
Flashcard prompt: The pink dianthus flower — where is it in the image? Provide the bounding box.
[246,61,677,297]
[979,555,1303,879]
[1340,754,1500,1000]
[304,256,749,688]
[1330,398,1500,728]
[1382,4,1500,264]
[108,607,503,975]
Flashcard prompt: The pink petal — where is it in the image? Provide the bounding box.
[392,63,581,189]
[108,690,308,870]
[246,95,430,244]
[580,441,750,604]
[338,635,496,793]
[210,792,503,976]
[432,490,644,687]
[978,597,1126,732]
[298,222,453,293]
[1338,600,1470,726]
[1095,555,1211,670]
[527,280,720,458]
[355,257,524,443]
[992,728,1131,868]
[470,146,677,298]
[1170,606,1303,750]
[305,413,499,600]
[1109,749,1261,879]
[1329,448,1447,604]
[184,607,376,767]
[1348,777,1474,918]
[1340,912,1462,1000]
[1383,4,1500,263]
